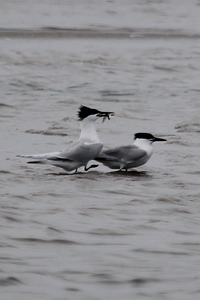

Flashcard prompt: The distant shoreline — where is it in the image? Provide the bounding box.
[0,27,200,39]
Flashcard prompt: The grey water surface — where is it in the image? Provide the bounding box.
[1,1,200,299]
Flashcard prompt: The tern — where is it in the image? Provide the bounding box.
[95,132,166,171]
[17,105,114,173]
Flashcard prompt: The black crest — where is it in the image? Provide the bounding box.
[78,106,100,121]
[134,133,155,140]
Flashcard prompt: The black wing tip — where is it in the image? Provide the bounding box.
[95,156,107,162]
[49,157,72,162]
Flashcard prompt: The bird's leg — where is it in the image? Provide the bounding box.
[84,164,99,171]
[120,164,125,171]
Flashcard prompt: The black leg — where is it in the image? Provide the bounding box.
[84,164,99,171]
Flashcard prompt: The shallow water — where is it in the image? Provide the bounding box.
[1,1,200,300]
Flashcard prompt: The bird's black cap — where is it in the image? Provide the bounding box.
[134,133,166,142]
[78,105,114,121]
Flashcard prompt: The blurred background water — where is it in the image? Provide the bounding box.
[1,1,200,299]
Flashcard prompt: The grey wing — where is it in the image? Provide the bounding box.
[97,145,146,163]
[54,141,103,162]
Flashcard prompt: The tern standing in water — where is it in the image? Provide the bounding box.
[95,132,166,171]
[18,106,114,173]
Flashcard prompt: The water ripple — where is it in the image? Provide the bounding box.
[12,238,78,245]
[0,277,22,286]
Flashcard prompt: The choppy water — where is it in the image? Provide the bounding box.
[1,1,200,300]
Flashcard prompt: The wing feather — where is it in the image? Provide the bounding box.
[54,142,103,162]
[97,145,146,163]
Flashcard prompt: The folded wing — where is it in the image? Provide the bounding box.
[97,145,146,163]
